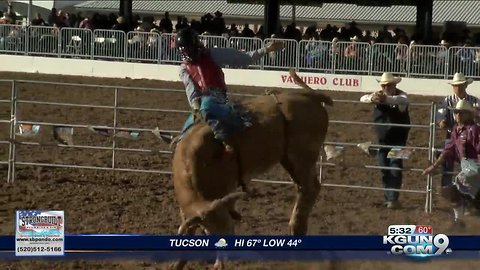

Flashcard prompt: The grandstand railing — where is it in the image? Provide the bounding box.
[1,24,480,79]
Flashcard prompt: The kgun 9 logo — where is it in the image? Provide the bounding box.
[383,234,451,257]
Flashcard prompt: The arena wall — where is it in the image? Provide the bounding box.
[3,54,480,97]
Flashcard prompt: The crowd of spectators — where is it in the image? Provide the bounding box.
[1,6,480,77]
[2,5,480,46]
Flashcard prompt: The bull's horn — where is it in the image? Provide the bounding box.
[208,192,247,211]
[177,192,247,235]
[177,216,202,235]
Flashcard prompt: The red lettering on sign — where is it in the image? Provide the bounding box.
[282,74,359,87]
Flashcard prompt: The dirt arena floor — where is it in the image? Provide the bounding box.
[0,71,479,270]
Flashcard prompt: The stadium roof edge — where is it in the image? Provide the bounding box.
[74,0,480,26]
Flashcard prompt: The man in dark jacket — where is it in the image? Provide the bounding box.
[360,73,411,209]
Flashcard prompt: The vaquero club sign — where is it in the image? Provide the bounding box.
[280,72,362,91]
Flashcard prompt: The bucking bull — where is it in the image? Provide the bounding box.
[165,70,332,269]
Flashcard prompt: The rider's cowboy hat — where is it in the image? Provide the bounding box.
[449,99,476,113]
[376,72,402,85]
[350,35,360,41]
[448,72,473,85]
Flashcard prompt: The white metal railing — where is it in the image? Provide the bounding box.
[0,79,439,214]
[1,25,479,78]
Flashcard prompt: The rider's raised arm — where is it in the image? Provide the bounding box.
[179,64,201,109]
[209,47,269,68]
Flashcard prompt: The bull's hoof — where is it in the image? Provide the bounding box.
[449,219,466,232]
[213,259,224,270]
[168,261,185,270]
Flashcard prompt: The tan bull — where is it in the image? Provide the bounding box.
[168,70,332,270]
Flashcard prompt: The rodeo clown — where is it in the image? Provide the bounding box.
[423,100,480,230]
[174,27,283,157]
[435,72,479,215]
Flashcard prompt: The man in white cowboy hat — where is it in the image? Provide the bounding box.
[360,72,410,209]
[424,99,480,229]
[436,72,478,201]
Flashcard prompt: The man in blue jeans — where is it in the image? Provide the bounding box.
[360,72,411,209]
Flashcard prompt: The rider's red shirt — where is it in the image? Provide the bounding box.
[184,50,227,94]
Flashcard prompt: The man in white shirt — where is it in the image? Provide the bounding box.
[360,72,411,209]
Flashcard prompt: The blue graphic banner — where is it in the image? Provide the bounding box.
[0,250,479,261]
[1,235,480,251]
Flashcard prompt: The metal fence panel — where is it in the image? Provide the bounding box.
[93,30,126,60]
[159,33,181,64]
[408,45,448,78]
[333,41,370,74]
[59,28,93,58]
[126,31,160,63]
[228,37,263,68]
[199,35,228,49]
[3,25,480,80]
[26,26,59,56]
[263,38,298,70]
[0,24,27,54]
[298,40,333,72]
[369,43,409,76]
[447,46,480,79]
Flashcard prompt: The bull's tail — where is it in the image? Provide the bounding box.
[177,192,247,235]
[288,68,334,106]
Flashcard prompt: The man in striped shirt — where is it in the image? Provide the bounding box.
[436,72,478,190]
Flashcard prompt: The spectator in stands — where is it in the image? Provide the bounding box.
[346,21,362,40]
[395,36,409,72]
[112,16,129,33]
[140,15,155,32]
[455,40,476,74]
[79,15,93,30]
[190,19,202,35]
[160,12,173,33]
[0,13,11,25]
[378,25,393,43]
[360,73,410,209]
[344,36,361,70]
[255,25,265,40]
[47,8,57,26]
[31,13,46,26]
[436,72,478,193]
[284,22,302,42]
[175,16,186,31]
[241,24,255,38]
[201,13,214,34]
[424,99,480,229]
[228,23,239,37]
[212,10,226,36]
[6,4,16,24]
[330,37,339,55]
